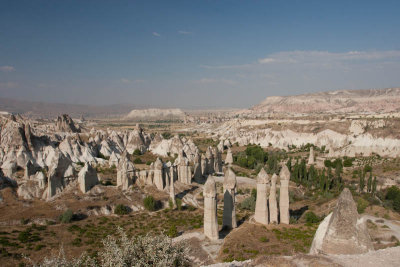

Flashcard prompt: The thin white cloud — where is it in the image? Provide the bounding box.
[0,66,15,72]
[152,32,161,37]
[178,30,192,35]
[120,78,131,84]
[203,50,400,70]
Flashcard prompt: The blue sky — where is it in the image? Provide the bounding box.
[0,0,400,108]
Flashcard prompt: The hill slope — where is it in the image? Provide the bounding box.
[251,88,400,114]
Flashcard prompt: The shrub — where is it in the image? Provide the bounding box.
[343,158,353,167]
[168,198,174,210]
[133,149,142,156]
[167,225,178,238]
[240,196,256,211]
[114,204,129,215]
[357,198,369,214]
[259,236,269,242]
[133,158,143,164]
[304,211,320,224]
[176,198,182,211]
[386,186,400,201]
[59,210,74,223]
[143,196,157,211]
[162,132,173,139]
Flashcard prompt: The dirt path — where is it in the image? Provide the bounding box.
[363,214,400,241]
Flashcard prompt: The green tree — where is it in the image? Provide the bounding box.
[359,170,365,193]
[372,177,377,195]
[367,172,372,193]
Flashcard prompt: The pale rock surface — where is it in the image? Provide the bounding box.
[310,188,374,255]
[206,147,215,174]
[56,114,80,133]
[308,146,315,165]
[116,152,135,190]
[269,174,278,223]
[204,176,219,240]
[47,150,73,199]
[279,165,290,224]
[225,148,233,166]
[153,157,164,190]
[78,163,99,193]
[193,153,203,182]
[254,168,270,225]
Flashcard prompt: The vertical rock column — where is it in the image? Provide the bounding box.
[204,176,219,240]
[169,168,176,208]
[153,158,164,190]
[225,148,233,166]
[308,146,315,165]
[213,147,222,173]
[254,168,270,225]
[206,146,214,174]
[269,174,278,223]
[279,165,290,224]
[117,151,135,190]
[193,153,203,183]
[223,168,237,229]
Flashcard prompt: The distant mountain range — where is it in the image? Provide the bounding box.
[0,97,139,119]
[251,88,400,114]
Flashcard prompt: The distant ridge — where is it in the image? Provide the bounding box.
[0,97,139,119]
[251,87,400,114]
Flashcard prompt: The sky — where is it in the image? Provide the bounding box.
[0,0,400,109]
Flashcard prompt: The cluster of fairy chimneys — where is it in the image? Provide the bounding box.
[203,163,291,240]
[116,146,224,192]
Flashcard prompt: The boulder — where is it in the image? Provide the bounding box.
[310,188,374,255]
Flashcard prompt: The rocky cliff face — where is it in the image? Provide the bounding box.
[251,88,400,114]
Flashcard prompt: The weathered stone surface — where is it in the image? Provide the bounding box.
[56,114,80,133]
[254,168,270,225]
[153,157,164,190]
[176,151,192,185]
[310,188,374,255]
[24,160,36,180]
[193,153,203,182]
[206,146,214,174]
[204,176,219,240]
[201,155,207,176]
[169,168,176,208]
[308,146,315,165]
[78,163,99,193]
[116,152,135,190]
[269,174,278,223]
[213,147,222,173]
[279,165,290,224]
[36,171,46,189]
[0,170,17,189]
[47,150,72,199]
[223,167,237,229]
[225,148,233,166]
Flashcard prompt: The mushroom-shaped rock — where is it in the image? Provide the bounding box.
[310,188,374,255]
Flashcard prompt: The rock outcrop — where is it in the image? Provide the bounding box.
[78,163,99,193]
[56,114,80,133]
[254,168,270,225]
[310,188,374,255]
[269,174,278,223]
[223,167,237,229]
[116,152,135,190]
[279,165,290,224]
[308,146,315,165]
[204,176,219,240]
[225,148,233,166]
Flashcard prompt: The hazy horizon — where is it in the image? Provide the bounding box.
[1,1,400,108]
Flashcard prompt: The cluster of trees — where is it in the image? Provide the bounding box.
[287,157,344,193]
[233,144,285,174]
[358,165,377,195]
